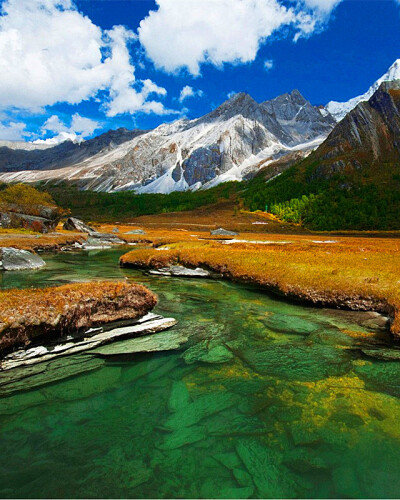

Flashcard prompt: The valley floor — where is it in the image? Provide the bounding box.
[115,212,400,337]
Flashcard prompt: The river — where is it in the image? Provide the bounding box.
[1,248,400,498]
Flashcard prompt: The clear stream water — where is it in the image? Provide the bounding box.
[1,248,400,499]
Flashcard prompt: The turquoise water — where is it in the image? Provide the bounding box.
[1,248,400,498]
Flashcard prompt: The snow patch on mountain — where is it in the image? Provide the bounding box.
[326,59,400,122]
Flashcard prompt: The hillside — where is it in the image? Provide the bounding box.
[243,81,400,230]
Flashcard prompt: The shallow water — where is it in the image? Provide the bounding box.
[1,248,400,498]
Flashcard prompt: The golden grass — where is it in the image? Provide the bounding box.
[0,281,157,352]
[120,232,400,336]
[0,232,86,251]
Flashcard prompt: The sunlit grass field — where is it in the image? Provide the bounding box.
[120,229,400,336]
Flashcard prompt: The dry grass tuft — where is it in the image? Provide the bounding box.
[0,281,157,352]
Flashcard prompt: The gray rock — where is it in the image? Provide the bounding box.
[0,247,46,271]
[211,228,239,236]
[149,265,210,278]
[0,314,178,371]
[125,229,146,235]
[63,217,95,234]
[112,227,119,233]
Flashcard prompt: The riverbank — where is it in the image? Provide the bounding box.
[0,281,157,353]
[120,233,400,336]
[0,228,86,251]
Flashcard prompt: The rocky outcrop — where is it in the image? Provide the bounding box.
[0,212,59,233]
[0,248,46,271]
[0,313,179,371]
[309,80,400,180]
[0,281,157,353]
[63,217,126,246]
[63,217,95,234]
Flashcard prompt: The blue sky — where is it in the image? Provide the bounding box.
[0,0,399,143]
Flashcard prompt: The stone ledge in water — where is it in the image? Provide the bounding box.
[0,247,46,271]
[1,314,178,370]
[149,265,211,278]
[0,281,157,353]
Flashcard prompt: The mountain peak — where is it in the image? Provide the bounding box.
[326,58,400,122]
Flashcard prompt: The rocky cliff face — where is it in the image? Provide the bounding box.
[0,91,334,193]
[312,80,400,180]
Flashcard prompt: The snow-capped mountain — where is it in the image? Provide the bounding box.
[0,90,334,193]
[326,59,400,122]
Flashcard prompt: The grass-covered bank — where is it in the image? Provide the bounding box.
[0,281,157,353]
[120,233,400,336]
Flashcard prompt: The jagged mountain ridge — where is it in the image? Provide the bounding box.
[326,59,400,122]
[0,90,334,193]
[262,80,400,190]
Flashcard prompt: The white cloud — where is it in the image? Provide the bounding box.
[264,59,274,71]
[138,0,343,75]
[0,0,174,116]
[0,121,29,141]
[178,86,204,103]
[34,113,101,144]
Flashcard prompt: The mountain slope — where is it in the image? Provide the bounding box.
[326,59,400,122]
[0,91,334,193]
[244,80,400,230]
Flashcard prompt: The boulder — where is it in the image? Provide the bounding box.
[63,217,95,234]
[211,228,239,236]
[0,248,46,271]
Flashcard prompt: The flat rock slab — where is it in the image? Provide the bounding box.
[149,265,211,278]
[0,247,46,271]
[125,229,146,235]
[211,228,239,236]
[1,314,177,371]
[90,329,188,356]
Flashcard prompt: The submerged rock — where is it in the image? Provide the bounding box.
[158,426,207,450]
[168,381,191,412]
[211,228,239,236]
[0,247,46,271]
[149,265,211,278]
[182,341,233,364]
[89,326,187,357]
[236,439,297,498]
[162,392,237,431]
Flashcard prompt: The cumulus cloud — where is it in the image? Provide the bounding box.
[34,113,101,144]
[138,0,294,75]
[178,86,204,103]
[264,59,274,71]
[0,0,174,116]
[0,121,30,141]
[138,0,343,75]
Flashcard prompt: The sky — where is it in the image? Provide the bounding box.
[0,0,399,144]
